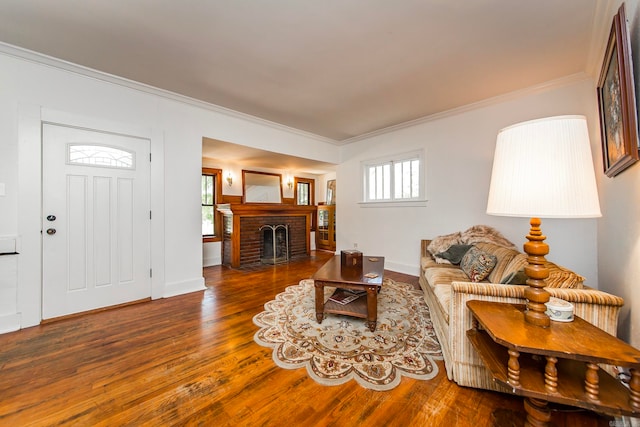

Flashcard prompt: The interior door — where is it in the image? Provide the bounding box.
[42,123,151,319]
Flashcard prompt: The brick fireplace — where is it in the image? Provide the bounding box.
[218,204,316,267]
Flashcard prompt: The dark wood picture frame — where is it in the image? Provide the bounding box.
[597,3,639,177]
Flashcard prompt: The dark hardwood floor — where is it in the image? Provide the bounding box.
[0,251,612,426]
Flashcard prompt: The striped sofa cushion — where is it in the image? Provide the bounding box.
[497,252,585,289]
[474,242,522,284]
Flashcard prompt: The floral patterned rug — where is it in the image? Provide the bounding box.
[253,278,442,390]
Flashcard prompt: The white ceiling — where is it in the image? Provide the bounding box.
[0,0,608,172]
[202,137,338,174]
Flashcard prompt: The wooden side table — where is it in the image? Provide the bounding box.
[466,300,640,426]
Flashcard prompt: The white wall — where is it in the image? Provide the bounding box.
[596,0,640,346]
[0,47,339,332]
[338,78,602,285]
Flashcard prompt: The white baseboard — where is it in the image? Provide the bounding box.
[0,313,21,334]
[384,260,420,277]
[203,256,221,267]
[163,277,206,298]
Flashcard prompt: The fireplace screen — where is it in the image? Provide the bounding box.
[260,224,289,264]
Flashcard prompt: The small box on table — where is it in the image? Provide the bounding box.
[341,250,363,272]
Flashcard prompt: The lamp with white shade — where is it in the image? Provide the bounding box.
[486,115,601,327]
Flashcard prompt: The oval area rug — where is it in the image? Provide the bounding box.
[253,278,443,390]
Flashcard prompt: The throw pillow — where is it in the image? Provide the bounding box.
[500,269,528,285]
[435,244,473,265]
[427,232,462,256]
[460,246,497,282]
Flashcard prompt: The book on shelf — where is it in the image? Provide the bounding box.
[328,289,363,305]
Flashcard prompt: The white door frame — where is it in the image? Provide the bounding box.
[17,105,165,328]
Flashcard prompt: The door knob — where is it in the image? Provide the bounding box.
[46,215,56,221]
[46,228,56,235]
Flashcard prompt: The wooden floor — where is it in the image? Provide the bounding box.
[0,252,613,426]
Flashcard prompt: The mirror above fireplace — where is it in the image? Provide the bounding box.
[242,170,283,203]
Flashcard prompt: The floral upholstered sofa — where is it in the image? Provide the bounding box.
[419,225,624,392]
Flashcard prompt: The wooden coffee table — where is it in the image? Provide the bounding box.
[313,255,384,332]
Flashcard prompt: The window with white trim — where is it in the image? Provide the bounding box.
[362,151,424,203]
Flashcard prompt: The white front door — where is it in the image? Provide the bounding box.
[42,123,151,319]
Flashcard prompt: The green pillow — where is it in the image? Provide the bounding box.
[435,244,473,265]
[500,269,528,285]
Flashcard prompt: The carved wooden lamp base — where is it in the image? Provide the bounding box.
[523,218,551,328]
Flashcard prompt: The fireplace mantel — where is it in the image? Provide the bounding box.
[217,204,317,267]
[219,204,317,216]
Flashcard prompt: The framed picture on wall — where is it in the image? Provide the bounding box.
[596,3,639,177]
[326,179,336,205]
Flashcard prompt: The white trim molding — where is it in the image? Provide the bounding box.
[341,73,593,144]
[16,105,166,330]
[0,42,338,146]
[163,278,207,299]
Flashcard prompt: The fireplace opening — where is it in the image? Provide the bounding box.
[260,224,289,264]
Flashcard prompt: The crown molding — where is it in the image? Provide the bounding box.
[0,42,597,148]
[0,42,339,146]
[585,0,616,78]
[339,72,593,144]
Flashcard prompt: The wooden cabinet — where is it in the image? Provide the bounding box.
[316,205,336,251]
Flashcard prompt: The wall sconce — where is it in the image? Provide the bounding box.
[287,177,294,189]
[226,172,233,187]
